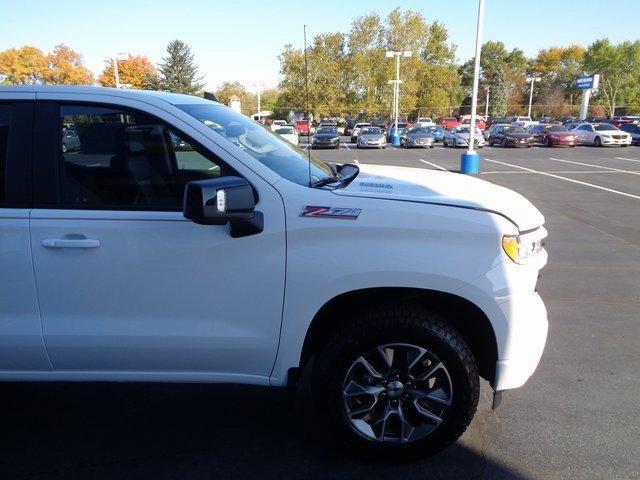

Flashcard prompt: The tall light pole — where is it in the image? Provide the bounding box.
[460,0,485,174]
[386,50,412,146]
[252,82,264,123]
[485,85,490,117]
[112,53,128,89]
[526,76,541,118]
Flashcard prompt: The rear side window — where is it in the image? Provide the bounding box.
[0,104,13,203]
[58,104,230,211]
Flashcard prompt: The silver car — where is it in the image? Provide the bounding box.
[356,126,387,149]
[443,125,485,148]
[400,126,435,148]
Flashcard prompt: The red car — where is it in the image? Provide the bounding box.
[294,119,311,136]
[439,116,459,129]
[610,116,640,128]
[528,124,577,147]
[461,117,487,131]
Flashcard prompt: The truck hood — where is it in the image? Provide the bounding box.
[333,164,544,231]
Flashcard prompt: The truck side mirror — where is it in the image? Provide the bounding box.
[183,177,263,238]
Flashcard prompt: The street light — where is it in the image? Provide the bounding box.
[460,0,485,175]
[386,50,412,146]
[112,53,128,89]
[526,76,541,118]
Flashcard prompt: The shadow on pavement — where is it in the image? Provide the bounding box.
[0,382,530,480]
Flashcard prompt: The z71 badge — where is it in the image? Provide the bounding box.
[300,206,362,220]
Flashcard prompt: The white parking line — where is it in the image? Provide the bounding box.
[352,159,359,164]
[616,156,640,163]
[419,159,447,171]
[484,158,640,200]
[343,142,351,151]
[548,157,640,176]
[481,170,640,175]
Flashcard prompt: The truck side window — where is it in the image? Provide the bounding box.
[58,104,228,211]
[0,104,13,204]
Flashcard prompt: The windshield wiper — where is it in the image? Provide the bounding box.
[310,163,359,188]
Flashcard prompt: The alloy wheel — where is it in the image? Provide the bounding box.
[341,343,453,444]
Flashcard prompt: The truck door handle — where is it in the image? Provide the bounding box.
[42,237,101,249]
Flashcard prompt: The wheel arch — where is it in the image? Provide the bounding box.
[299,287,498,384]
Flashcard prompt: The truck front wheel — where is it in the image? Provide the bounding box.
[313,305,479,457]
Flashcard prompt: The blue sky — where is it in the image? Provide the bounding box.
[1,0,638,90]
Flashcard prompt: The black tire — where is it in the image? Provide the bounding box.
[501,138,508,148]
[544,137,552,147]
[313,305,479,458]
[594,136,601,147]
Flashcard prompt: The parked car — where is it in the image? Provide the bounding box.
[488,125,534,148]
[572,123,632,147]
[350,122,372,143]
[426,125,446,142]
[537,117,558,124]
[274,125,299,146]
[618,123,640,145]
[443,125,485,148]
[561,116,579,125]
[294,119,311,136]
[61,128,80,153]
[386,121,409,141]
[369,116,389,131]
[270,120,287,132]
[415,117,435,127]
[461,116,487,131]
[0,86,550,458]
[563,122,582,132]
[512,116,537,128]
[439,116,459,129]
[344,118,363,137]
[484,123,510,141]
[586,116,609,123]
[528,124,577,147]
[610,116,640,128]
[311,126,340,149]
[399,126,435,148]
[356,126,387,149]
[487,116,508,127]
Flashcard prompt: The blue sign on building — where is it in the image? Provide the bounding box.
[575,75,595,90]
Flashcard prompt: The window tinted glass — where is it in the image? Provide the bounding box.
[59,105,227,210]
[594,123,617,131]
[0,105,12,203]
[178,104,333,186]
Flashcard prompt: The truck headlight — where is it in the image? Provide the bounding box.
[502,234,544,264]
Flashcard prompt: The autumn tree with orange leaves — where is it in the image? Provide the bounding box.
[98,55,159,89]
[0,44,92,85]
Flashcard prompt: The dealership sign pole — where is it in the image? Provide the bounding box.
[576,74,600,120]
[460,0,485,174]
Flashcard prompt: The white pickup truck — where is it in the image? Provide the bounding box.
[0,86,548,457]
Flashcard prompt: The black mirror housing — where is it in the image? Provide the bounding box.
[183,177,263,237]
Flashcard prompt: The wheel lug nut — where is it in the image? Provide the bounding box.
[394,374,400,379]
[391,399,398,407]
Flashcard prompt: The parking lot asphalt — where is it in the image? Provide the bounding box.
[2,141,639,480]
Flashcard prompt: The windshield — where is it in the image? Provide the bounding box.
[177,104,333,186]
[546,125,568,132]
[407,127,429,134]
[316,127,338,135]
[504,126,527,133]
[275,127,295,134]
[361,127,382,135]
[454,125,481,134]
[594,123,618,131]
[427,126,444,132]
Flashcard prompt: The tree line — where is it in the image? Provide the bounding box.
[1,8,640,119]
[0,40,204,95]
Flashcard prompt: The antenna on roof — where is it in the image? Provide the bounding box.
[304,25,312,186]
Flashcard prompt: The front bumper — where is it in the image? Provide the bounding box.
[600,137,632,146]
[408,139,435,147]
[493,291,548,391]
